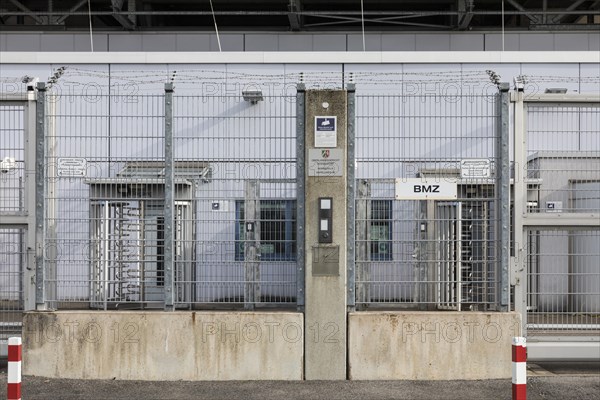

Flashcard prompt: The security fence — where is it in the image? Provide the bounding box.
[34,85,299,310]
[0,94,36,348]
[354,92,507,311]
[2,77,597,333]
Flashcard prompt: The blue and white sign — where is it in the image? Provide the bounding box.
[315,116,337,148]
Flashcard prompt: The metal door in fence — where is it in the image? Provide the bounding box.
[354,91,507,311]
[0,93,36,347]
[513,93,600,338]
[173,93,298,309]
[40,90,168,309]
[38,86,298,310]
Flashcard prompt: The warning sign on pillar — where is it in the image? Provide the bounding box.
[308,149,343,177]
[314,116,337,148]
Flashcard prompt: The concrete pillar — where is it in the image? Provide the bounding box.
[304,90,348,380]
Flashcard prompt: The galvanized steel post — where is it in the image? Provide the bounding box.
[296,83,306,310]
[35,82,46,310]
[512,86,527,333]
[346,83,356,311]
[498,82,510,311]
[164,82,175,310]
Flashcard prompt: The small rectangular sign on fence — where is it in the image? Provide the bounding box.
[57,157,87,177]
[460,159,491,179]
[395,178,457,200]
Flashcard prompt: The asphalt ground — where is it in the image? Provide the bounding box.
[0,362,598,399]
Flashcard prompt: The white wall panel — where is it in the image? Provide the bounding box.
[580,64,600,94]
[175,34,212,51]
[347,34,382,51]
[3,34,41,51]
[74,34,108,52]
[245,34,279,51]
[520,34,554,51]
[142,34,177,52]
[278,35,312,51]
[40,34,75,52]
[312,34,347,51]
[415,34,451,51]
[381,34,416,51]
[109,34,143,51]
[2,32,600,52]
[589,33,600,51]
[209,34,244,51]
[450,34,484,51]
[484,34,520,51]
[554,33,590,51]
[520,63,581,94]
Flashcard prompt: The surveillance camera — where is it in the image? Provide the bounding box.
[0,157,16,174]
[26,78,39,92]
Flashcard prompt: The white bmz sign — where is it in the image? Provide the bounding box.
[395,178,457,200]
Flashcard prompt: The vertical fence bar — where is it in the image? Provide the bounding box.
[296,83,306,310]
[164,82,175,310]
[512,88,527,332]
[34,82,46,310]
[498,83,511,311]
[25,94,38,311]
[346,83,356,310]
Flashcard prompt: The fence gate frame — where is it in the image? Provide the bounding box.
[512,89,600,355]
[351,84,511,313]
[0,88,39,352]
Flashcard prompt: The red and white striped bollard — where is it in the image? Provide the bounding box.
[512,336,527,400]
[7,337,22,400]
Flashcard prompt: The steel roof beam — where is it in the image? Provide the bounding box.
[7,0,43,24]
[56,0,88,24]
[458,0,475,30]
[2,10,599,18]
[305,15,451,29]
[551,0,588,23]
[111,0,135,30]
[288,0,302,31]
[505,0,541,24]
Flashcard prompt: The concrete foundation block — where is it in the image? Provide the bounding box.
[348,311,521,380]
[23,311,303,380]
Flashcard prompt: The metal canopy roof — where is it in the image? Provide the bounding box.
[0,0,599,31]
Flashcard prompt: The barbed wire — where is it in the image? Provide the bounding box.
[2,67,599,94]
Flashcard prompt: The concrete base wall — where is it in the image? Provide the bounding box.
[23,311,303,380]
[348,312,521,380]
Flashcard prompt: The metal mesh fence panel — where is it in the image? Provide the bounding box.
[0,228,24,342]
[355,93,501,310]
[173,94,297,308]
[525,103,600,213]
[526,229,600,335]
[44,93,166,309]
[521,99,600,337]
[0,105,25,213]
[0,103,27,344]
